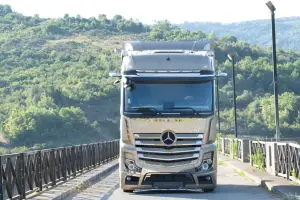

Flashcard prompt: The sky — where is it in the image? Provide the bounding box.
[0,0,299,24]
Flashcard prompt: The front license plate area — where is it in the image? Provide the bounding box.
[153,182,183,189]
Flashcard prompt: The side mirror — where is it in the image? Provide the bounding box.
[123,78,136,91]
[124,82,136,91]
[113,79,120,84]
[109,72,121,77]
[216,73,227,77]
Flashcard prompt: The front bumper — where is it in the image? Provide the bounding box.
[119,143,217,191]
[120,170,216,191]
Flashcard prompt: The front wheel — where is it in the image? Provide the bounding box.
[123,189,134,193]
[203,188,215,193]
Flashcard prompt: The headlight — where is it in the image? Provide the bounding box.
[124,159,142,173]
[206,158,212,165]
[197,151,214,172]
[201,162,209,171]
[203,151,213,160]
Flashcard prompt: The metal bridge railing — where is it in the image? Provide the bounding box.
[220,137,248,162]
[250,140,267,169]
[0,140,120,200]
[217,135,300,184]
[276,142,300,183]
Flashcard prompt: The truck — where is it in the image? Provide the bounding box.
[109,40,227,193]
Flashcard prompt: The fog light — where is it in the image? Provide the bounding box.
[206,176,211,180]
[202,163,209,171]
[126,176,131,181]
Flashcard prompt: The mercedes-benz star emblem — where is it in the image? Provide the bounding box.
[161,131,176,146]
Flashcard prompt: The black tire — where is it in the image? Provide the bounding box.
[123,189,134,193]
[203,188,215,192]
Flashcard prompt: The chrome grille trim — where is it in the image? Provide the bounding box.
[134,132,203,165]
[136,147,201,154]
[135,140,202,146]
[141,159,197,167]
[134,133,203,140]
[138,152,199,161]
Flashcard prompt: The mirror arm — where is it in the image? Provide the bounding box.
[109,72,121,78]
[216,72,228,77]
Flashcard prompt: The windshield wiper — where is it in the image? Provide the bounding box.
[164,106,198,113]
[127,106,158,114]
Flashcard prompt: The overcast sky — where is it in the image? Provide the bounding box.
[0,0,299,24]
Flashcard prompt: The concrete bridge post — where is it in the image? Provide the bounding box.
[265,142,277,176]
[241,139,250,163]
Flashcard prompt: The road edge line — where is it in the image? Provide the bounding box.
[51,160,119,200]
[101,182,120,200]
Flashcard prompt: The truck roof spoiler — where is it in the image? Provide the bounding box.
[124,40,213,52]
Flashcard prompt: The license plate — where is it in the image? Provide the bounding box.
[153,182,183,189]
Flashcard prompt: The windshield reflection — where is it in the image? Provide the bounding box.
[124,80,213,113]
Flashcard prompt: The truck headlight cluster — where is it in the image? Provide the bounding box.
[124,159,142,173]
[198,152,214,172]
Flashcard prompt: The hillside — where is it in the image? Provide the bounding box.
[1,5,300,153]
[0,4,149,150]
[177,17,300,50]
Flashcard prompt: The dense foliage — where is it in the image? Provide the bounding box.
[0,4,149,148]
[177,17,300,50]
[148,22,300,139]
[1,5,300,152]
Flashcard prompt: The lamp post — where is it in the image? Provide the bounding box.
[227,54,237,138]
[216,76,221,133]
[266,1,280,142]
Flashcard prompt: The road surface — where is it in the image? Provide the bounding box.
[64,161,280,200]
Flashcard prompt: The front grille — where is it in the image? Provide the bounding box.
[134,133,203,165]
[142,173,195,185]
[142,159,197,167]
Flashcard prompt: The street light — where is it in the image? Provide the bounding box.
[216,76,221,133]
[266,1,280,142]
[227,54,238,138]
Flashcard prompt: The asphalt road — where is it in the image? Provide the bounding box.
[64,161,280,200]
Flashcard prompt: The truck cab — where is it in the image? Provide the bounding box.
[109,40,227,192]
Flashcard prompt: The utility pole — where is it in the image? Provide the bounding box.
[216,77,221,133]
[266,1,280,141]
[228,54,238,138]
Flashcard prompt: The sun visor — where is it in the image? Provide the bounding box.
[124,40,212,51]
[122,54,213,72]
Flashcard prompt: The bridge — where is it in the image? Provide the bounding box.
[0,137,299,200]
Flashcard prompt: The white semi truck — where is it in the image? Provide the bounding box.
[109,40,227,192]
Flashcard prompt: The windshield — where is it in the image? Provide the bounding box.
[124,80,213,114]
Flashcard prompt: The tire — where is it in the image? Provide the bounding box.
[203,188,215,192]
[123,189,134,193]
